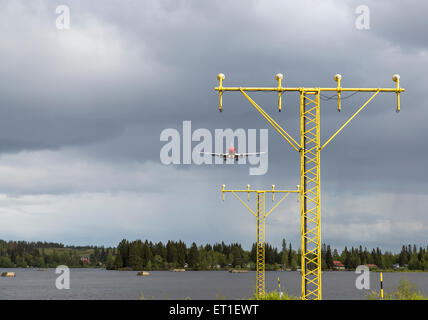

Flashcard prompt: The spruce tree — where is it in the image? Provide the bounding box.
[326,245,333,269]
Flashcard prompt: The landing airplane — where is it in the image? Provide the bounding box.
[201,146,264,161]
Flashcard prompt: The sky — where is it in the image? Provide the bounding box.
[0,0,427,252]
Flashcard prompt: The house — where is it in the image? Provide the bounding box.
[392,263,400,269]
[80,256,90,264]
[365,264,378,269]
[332,260,345,270]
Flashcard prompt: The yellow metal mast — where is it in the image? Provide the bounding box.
[222,184,300,298]
[215,73,404,300]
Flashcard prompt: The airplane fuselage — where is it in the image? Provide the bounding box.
[201,145,262,161]
[224,147,238,160]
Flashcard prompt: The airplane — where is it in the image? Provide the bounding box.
[201,146,264,161]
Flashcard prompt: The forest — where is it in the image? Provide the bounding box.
[0,239,427,271]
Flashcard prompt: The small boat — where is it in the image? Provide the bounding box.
[229,269,248,273]
[171,269,186,272]
[136,271,150,276]
[1,272,16,277]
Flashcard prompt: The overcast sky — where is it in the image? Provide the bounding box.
[0,0,426,251]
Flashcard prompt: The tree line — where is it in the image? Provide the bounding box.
[0,239,115,268]
[112,239,428,271]
[1,239,427,271]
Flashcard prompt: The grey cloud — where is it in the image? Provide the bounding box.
[0,0,426,249]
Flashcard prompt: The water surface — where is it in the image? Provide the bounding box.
[0,268,427,300]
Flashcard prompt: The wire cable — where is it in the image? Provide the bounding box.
[319,91,359,101]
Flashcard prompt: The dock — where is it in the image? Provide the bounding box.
[229,269,248,273]
[1,272,16,277]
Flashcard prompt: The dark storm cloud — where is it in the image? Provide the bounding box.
[1,0,425,156]
[355,0,428,50]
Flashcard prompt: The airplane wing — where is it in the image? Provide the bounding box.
[200,152,225,158]
[235,152,265,158]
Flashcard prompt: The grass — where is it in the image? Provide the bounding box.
[369,268,428,273]
[38,247,94,256]
[366,278,428,300]
[140,292,155,300]
[250,290,300,300]
[139,290,298,300]
[143,278,428,300]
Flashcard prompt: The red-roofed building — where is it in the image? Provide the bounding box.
[365,264,378,269]
[333,260,345,270]
[80,256,90,264]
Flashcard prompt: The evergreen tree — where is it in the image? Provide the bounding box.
[114,252,123,269]
[281,238,288,268]
[117,239,129,267]
[177,241,187,267]
[166,241,178,265]
[231,246,242,267]
[250,243,257,264]
[399,245,408,267]
[188,242,199,270]
[326,245,333,269]
[288,243,293,266]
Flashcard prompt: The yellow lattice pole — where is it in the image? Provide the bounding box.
[215,73,404,300]
[256,192,265,297]
[222,184,299,298]
[299,90,322,299]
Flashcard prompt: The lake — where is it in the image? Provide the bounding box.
[0,268,427,300]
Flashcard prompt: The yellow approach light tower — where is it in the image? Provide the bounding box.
[215,73,404,300]
[221,184,300,298]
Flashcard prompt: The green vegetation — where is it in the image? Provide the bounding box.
[112,239,428,272]
[0,240,113,268]
[366,278,428,300]
[1,238,427,272]
[111,239,300,271]
[322,244,428,271]
[250,290,300,300]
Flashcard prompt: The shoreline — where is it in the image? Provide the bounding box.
[1,267,427,273]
